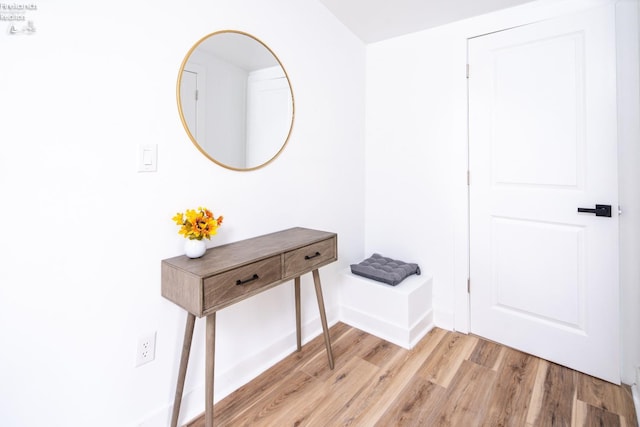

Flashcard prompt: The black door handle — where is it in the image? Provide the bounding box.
[577,204,612,217]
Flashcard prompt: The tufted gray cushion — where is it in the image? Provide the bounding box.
[350,253,421,286]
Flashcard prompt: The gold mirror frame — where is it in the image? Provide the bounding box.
[176,30,295,171]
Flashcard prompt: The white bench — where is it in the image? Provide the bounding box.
[339,269,433,349]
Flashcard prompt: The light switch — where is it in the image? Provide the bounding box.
[138,144,157,172]
[143,150,153,165]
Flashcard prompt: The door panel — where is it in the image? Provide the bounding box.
[469,5,619,383]
[492,32,584,188]
[492,217,584,329]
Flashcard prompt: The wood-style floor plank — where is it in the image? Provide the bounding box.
[427,359,497,426]
[298,357,379,426]
[577,372,631,417]
[468,338,503,370]
[299,327,375,380]
[415,332,478,388]
[532,362,576,427]
[185,323,638,427]
[331,328,447,426]
[481,347,539,427]
[575,400,623,427]
[374,375,448,426]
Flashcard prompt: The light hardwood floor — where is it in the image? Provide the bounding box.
[186,323,638,426]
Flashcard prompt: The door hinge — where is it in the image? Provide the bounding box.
[195,89,199,101]
[467,170,470,186]
[467,278,471,293]
[466,64,470,79]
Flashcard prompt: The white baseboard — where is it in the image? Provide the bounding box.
[340,304,433,349]
[138,308,339,427]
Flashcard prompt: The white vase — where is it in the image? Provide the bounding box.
[184,239,207,259]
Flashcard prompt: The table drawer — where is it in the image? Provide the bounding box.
[284,237,336,278]
[204,255,281,311]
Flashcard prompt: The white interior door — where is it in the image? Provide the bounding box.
[246,67,292,168]
[468,5,619,383]
[180,66,206,143]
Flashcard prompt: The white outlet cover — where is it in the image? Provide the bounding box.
[135,332,156,367]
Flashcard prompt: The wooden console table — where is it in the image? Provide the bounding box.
[161,227,337,427]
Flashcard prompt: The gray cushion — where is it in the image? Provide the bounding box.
[350,253,421,286]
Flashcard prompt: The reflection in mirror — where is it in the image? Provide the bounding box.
[177,31,294,171]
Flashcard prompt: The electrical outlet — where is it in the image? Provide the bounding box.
[136,332,156,367]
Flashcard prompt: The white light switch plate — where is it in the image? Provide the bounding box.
[138,144,157,172]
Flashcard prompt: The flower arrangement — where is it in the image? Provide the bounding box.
[172,207,223,240]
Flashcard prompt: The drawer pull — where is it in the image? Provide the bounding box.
[236,274,259,286]
[305,252,321,260]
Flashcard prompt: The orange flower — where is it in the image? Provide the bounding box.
[172,206,223,240]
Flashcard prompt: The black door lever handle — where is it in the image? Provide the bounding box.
[577,204,612,217]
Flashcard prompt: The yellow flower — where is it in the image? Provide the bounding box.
[172,206,223,240]
[172,212,184,225]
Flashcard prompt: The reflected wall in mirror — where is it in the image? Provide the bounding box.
[177,30,294,171]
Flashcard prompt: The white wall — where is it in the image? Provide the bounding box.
[0,0,365,426]
[365,0,640,384]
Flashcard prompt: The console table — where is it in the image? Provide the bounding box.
[161,227,337,427]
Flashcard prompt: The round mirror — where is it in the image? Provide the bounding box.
[177,30,294,171]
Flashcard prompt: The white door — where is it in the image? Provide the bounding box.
[468,5,619,383]
[246,67,292,168]
[180,66,206,144]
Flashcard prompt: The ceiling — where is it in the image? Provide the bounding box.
[318,0,537,43]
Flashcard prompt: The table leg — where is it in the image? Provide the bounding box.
[205,313,216,427]
[294,276,302,351]
[170,313,196,427]
[312,269,334,369]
